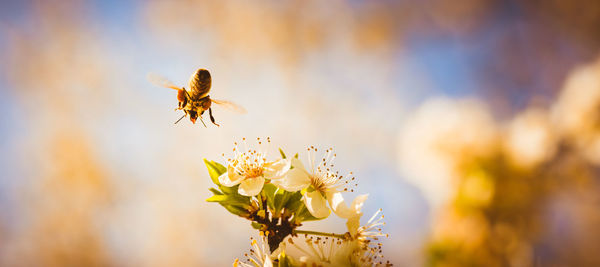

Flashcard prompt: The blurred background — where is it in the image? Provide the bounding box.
[1,0,600,266]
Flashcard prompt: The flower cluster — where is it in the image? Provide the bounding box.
[398,57,600,266]
[205,138,391,266]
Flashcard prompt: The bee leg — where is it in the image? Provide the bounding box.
[209,107,220,127]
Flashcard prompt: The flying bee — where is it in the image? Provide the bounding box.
[148,68,246,126]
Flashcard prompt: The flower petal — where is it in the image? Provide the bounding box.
[327,191,352,218]
[346,216,361,236]
[350,194,368,214]
[218,166,244,187]
[290,157,306,171]
[270,166,311,191]
[238,176,265,196]
[303,191,330,218]
[263,158,291,179]
[327,191,368,219]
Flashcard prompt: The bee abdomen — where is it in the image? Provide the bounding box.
[189,68,211,99]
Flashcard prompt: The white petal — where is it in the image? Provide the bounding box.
[303,191,330,218]
[238,176,265,196]
[327,191,351,218]
[327,191,368,219]
[330,240,358,265]
[218,167,244,187]
[290,157,306,171]
[270,166,311,191]
[346,216,361,236]
[262,159,291,179]
[350,194,368,214]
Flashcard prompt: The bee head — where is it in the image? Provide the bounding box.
[189,110,198,123]
[177,89,188,108]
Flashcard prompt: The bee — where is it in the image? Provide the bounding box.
[148,68,246,126]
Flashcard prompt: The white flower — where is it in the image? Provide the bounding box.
[347,209,388,252]
[505,108,556,169]
[234,231,274,267]
[284,233,391,267]
[219,138,291,196]
[286,235,357,266]
[551,57,600,165]
[272,147,361,218]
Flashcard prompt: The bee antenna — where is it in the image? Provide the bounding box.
[174,114,186,124]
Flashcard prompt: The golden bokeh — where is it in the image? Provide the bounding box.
[1,0,600,265]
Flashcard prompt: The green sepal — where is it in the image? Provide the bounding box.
[279,148,287,159]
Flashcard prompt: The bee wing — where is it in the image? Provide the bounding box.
[147,73,183,90]
[211,99,247,114]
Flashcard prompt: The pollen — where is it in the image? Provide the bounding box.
[225,138,271,180]
[305,146,357,193]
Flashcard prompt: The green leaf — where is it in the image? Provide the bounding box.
[298,206,328,221]
[274,190,293,215]
[273,192,286,215]
[279,148,287,159]
[203,159,227,185]
[299,211,326,221]
[205,194,229,202]
[204,159,240,195]
[221,204,248,217]
[206,194,250,208]
[209,188,223,195]
[263,183,278,210]
[219,184,239,195]
[284,191,304,214]
[251,221,263,230]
